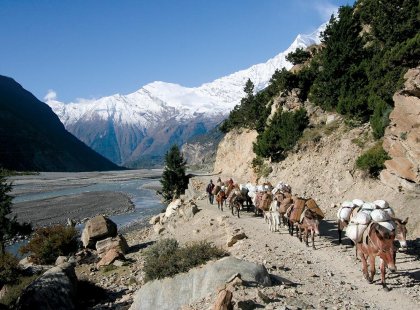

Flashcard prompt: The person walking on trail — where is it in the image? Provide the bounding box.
[206,180,215,205]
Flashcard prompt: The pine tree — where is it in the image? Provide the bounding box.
[160,145,188,203]
[0,174,16,255]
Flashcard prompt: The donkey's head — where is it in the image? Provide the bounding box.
[374,224,397,272]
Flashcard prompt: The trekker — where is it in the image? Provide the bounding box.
[206,180,215,204]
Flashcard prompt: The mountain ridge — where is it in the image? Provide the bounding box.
[46,24,325,167]
[0,75,122,172]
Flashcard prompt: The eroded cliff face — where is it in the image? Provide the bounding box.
[381,67,420,192]
[213,129,258,183]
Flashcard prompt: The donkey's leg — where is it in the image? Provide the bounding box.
[368,255,376,283]
[359,249,370,283]
[311,229,316,250]
[338,221,342,245]
[380,258,389,292]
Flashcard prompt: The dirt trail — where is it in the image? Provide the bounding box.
[152,176,420,309]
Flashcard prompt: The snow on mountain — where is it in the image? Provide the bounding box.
[46,24,324,167]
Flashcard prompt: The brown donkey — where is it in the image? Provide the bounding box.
[356,222,396,291]
[298,209,321,249]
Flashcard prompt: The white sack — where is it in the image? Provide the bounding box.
[352,199,365,207]
[352,211,371,225]
[371,209,391,222]
[373,200,389,209]
[346,223,368,243]
[342,201,354,208]
[338,207,353,221]
[377,221,396,231]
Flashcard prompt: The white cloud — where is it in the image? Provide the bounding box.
[44,89,57,101]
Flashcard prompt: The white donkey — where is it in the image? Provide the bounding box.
[269,198,281,232]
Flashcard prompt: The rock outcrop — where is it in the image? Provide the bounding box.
[213,129,258,183]
[129,257,271,310]
[81,215,117,248]
[16,263,78,310]
[381,67,420,192]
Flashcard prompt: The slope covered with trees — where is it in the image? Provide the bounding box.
[220,0,420,163]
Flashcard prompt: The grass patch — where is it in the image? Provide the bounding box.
[100,264,117,274]
[251,156,273,178]
[351,132,370,148]
[143,239,228,282]
[0,274,38,307]
[356,141,391,177]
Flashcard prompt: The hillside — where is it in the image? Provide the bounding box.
[0,76,121,172]
[212,70,420,238]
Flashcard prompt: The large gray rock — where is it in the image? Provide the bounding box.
[129,257,271,310]
[16,263,77,310]
[81,215,117,248]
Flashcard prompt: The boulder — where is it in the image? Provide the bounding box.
[15,263,77,310]
[95,235,129,258]
[212,289,233,310]
[97,249,124,267]
[81,215,117,249]
[226,229,247,247]
[129,257,271,310]
[165,199,182,218]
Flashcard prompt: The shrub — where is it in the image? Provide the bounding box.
[143,239,227,282]
[253,108,309,161]
[0,253,20,287]
[20,225,78,265]
[356,142,391,177]
[251,157,272,178]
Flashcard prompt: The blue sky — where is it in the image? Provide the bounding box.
[0,0,354,103]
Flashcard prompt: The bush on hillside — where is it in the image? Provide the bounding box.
[253,108,309,161]
[0,252,20,287]
[143,239,227,282]
[20,225,78,265]
[356,142,391,177]
[251,156,273,178]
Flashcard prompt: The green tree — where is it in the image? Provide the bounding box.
[0,174,16,255]
[160,145,188,202]
[286,48,311,65]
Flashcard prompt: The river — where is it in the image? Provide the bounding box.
[6,170,165,256]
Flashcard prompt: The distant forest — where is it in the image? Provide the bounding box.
[221,0,420,161]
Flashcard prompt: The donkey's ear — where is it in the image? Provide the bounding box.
[402,217,409,225]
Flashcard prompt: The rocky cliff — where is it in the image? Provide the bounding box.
[381,67,420,192]
[211,70,420,237]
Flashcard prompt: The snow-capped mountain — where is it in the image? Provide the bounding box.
[47,25,324,167]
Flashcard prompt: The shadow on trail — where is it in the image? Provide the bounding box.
[128,240,155,254]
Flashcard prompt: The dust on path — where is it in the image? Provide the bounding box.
[149,176,420,309]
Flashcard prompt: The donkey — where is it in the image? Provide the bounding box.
[216,189,226,211]
[268,199,281,232]
[356,222,396,291]
[298,209,321,249]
